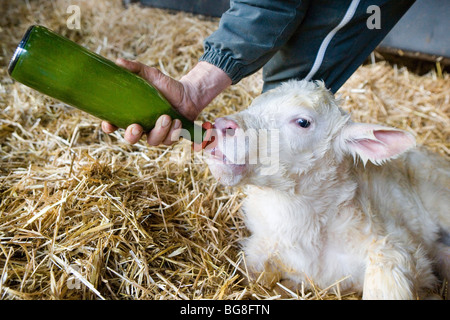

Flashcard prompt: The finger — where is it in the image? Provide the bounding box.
[116,58,144,74]
[116,59,169,103]
[147,115,172,146]
[124,124,144,144]
[102,121,118,134]
[162,119,182,146]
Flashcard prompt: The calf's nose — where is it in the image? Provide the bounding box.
[214,117,239,137]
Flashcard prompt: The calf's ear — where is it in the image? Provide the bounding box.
[339,122,416,165]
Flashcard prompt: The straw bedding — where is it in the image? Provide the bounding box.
[0,0,448,300]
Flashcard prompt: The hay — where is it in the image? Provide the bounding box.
[0,0,448,300]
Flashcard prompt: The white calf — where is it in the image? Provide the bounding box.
[205,80,449,299]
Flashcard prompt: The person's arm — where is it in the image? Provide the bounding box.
[180,61,232,117]
[102,59,231,145]
[103,0,306,146]
[199,0,307,84]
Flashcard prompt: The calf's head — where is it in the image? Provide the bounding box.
[204,80,415,187]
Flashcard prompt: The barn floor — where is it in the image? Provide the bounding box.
[0,0,448,300]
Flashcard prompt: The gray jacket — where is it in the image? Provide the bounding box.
[199,0,415,93]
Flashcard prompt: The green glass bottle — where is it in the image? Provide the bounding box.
[8,25,205,143]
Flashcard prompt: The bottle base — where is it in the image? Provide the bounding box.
[8,25,37,76]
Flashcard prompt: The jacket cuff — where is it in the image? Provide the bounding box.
[199,49,243,85]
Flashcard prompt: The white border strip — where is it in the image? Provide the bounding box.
[304,0,361,81]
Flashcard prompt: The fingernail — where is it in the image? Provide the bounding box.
[173,119,181,129]
[131,125,141,136]
[161,116,170,128]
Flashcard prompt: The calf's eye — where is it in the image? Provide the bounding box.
[296,118,311,128]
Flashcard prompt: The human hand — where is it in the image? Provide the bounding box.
[101,58,203,145]
[102,59,231,146]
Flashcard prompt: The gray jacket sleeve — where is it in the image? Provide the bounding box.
[199,0,307,84]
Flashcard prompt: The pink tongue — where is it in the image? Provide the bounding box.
[199,121,216,150]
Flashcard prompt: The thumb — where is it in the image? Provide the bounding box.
[116,58,187,116]
[116,58,166,90]
[140,67,184,110]
[115,58,143,74]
